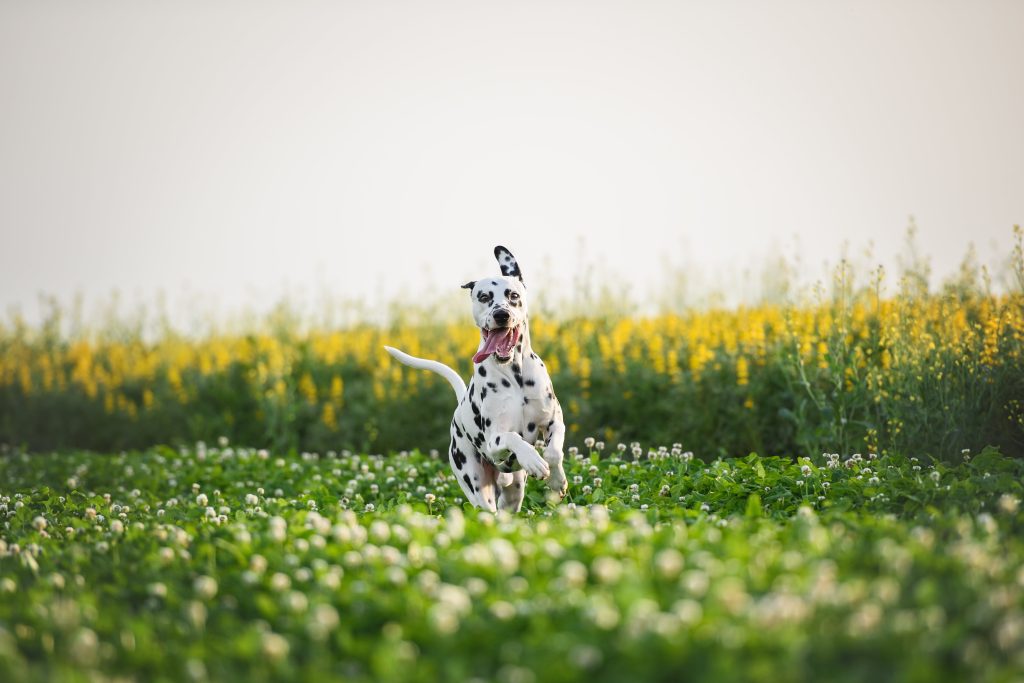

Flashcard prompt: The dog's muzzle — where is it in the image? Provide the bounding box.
[474,324,520,364]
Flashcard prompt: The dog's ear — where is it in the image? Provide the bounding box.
[461,281,476,293]
[494,245,524,284]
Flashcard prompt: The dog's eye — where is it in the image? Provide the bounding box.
[509,292,520,302]
[477,292,492,303]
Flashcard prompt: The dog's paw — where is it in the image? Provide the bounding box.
[546,464,568,497]
[521,452,551,480]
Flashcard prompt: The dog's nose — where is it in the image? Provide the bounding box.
[493,309,510,325]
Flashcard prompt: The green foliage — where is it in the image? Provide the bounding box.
[1,443,1023,682]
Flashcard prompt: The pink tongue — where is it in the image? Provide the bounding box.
[474,328,515,363]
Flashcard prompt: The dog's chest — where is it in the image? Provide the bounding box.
[472,355,556,430]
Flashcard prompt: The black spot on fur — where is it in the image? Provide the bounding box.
[485,418,492,427]
[525,379,535,386]
[463,474,474,493]
[528,422,536,432]
[496,436,501,445]
[512,363,523,387]
[523,397,529,405]
[453,422,463,438]
[481,388,488,399]
[478,366,487,377]
[451,447,467,470]
[501,379,511,388]
[487,382,497,390]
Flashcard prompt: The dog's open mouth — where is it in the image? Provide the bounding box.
[474,326,520,364]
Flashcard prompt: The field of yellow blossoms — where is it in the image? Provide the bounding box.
[1,264,1021,461]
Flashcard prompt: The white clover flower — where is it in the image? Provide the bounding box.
[801,465,812,477]
[655,549,684,579]
[70,627,99,666]
[193,575,218,600]
[261,632,289,661]
[700,503,711,513]
[998,494,1020,514]
[245,494,259,506]
[365,503,375,512]
[195,493,208,507]
[560,560,588,588]
[584,437,596,449]
[286,590,308,613]
[271,572,291,592]
[268,516,287,543]
[489,601,516,621]
[591,557,622,584]
[110,520,124,535]
[32,516,47,531]
[595,441,605,451]
[307,604,339,640]
[868,477,880,485]
[424,493,436,504]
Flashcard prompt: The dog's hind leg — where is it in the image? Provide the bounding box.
[496,470,527,512]
[448,429,496,511]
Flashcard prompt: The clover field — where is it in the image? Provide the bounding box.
[2,442,1023,682]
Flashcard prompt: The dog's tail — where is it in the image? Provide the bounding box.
[383,346,467,402]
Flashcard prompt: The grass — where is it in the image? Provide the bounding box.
[2,441,1023,682]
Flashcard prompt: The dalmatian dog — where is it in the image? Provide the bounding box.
[384,245,568,512]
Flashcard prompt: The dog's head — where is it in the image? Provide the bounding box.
[462,246,528,365]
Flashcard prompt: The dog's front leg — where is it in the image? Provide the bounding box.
[486,433,550,481]
[543,407,569,498]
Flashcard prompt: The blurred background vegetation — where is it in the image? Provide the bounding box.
[2,228,1022,462]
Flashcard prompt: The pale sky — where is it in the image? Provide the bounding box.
[1,1,1022,326]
